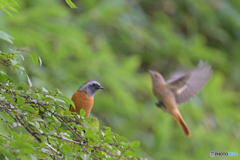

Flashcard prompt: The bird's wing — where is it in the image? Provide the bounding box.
[167,60,212,105]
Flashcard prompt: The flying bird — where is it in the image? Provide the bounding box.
[149,60,212,137]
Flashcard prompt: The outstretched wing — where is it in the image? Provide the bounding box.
[167,60,212,105]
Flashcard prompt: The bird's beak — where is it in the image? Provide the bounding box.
[98,86,105,89]
[148,69,152,74]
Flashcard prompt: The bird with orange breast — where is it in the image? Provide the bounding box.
[70,80,104,117]
[149,60,212,137]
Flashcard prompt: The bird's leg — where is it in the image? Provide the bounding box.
[155,100,164,107]
[155,100,167,112]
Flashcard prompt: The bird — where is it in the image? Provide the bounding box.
[70,80,104,117]
[148,60,212,137]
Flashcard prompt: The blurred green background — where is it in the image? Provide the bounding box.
[0,0,239,159]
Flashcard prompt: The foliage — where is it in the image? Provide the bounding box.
[0,31,14,44]
[0,0,77,16]
[0,0,18,16]
[0,0,240,160]
[0,49,143,159]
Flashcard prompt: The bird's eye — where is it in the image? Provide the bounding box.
[154,74,158,77]
[93,83,99,88]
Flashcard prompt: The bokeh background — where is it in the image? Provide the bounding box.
[0,0,240,159]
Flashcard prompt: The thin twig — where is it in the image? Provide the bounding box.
[44,142,61,155]
[74,147,85,160]
[0,115,13,128]
[15,114,42,143]
[0,133,11,140]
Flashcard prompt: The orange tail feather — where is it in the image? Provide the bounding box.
[173,112,191,137]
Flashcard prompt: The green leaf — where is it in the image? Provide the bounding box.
[15,52,24,60]
[40,143,46,148]
[0,54,6,59]
[31,51,42,66]
[31,52,38,67]
[31,111,39,117]
[31,93,38,98]
[0,71,7,82]
[123,150,137,156]
[16,96,25,105]
[59,95,75,109]
[4,93,13,102]
[85,117,99,127]
[55,88,62,94]
[55,98,66,104]
[92,152,102,158]
[42,87,48,93]
[65,0,77,8]
[29,154,37,160]
[35,122,40,129]
[21,82,29,89]
[72,124,87,131]
[102,137,113,143]
[131,140,140,148]
[0,31,14,44]
[31,118,45,122]
[22,106,35,113]
[10,59,17,66]
[84,130,98,143]
[26,75,32,87]
[55,121,61,128]
[1,8,12,17]
[37,93,42,100]
[15,64,25,70]
[60,143,72,154]
[38,56,42,66]
[119,141,130,148]
[19,142,34,154]
[115,134,121,141]
[80,109,86,116]
[0,146,8,154]
[45,95,56,101]
[6,125,12,135]
[65,107,71,116]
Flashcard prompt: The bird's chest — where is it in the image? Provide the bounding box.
[71,91,94,116]
[153,85,176,108]
[153,84,174,98]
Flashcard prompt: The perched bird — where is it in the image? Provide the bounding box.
[70,80,104,117]
[149,60,212,137]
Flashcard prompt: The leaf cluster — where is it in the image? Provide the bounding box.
[0,49,144,160]
[0,0,77,16]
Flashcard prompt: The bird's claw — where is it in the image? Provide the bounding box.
[155,101,164,108]
[155,101,167,112]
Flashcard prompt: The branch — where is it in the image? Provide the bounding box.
[15,114,42,143]
[0,133,11,140]
[74,147,85,160]
[44,142,62,155]
[0,115,13,128]
[26,101,83,141]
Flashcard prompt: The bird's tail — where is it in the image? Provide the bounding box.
[173,112,191,137]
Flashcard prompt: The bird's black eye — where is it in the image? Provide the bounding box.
[93,83,99,88]
[154,74,158,77]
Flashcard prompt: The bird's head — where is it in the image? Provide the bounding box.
[148,70,166,85]
[78,80,104,97]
